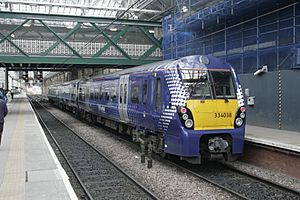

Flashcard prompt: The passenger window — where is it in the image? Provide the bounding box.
[90,88,94,100]
[155,78,161,112]
[111,85,117,102]
[99,85,103,100]
[142,80,147,105]
[131,84,140,104]
[124,84,127,104]
[107,92,110,101]
[120,84,123,103]
[79,88,82,101]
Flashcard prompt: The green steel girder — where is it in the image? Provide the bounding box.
[0,56,162,65]
[0,11,162,27]
[0,19,29,44]
[138,26,161,49]
[38,20,82,58]
[0,32,29,57]
[140,38,163,59]
[0,19,30,57]
[93,26,131,58]
[42,22,82,56]
[91,23,131,60]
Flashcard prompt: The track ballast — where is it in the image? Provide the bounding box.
[29,98,158,200]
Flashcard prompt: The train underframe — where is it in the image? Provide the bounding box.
[51,101,240,165]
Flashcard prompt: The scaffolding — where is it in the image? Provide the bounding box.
[163,0,300,73]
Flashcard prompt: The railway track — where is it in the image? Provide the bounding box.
[29,97,159,200]
[31,96,300,200]
[172,160,300,200]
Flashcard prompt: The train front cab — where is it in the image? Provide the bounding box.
[168,68,245,164]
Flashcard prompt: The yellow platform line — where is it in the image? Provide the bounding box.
[0,102,25,200]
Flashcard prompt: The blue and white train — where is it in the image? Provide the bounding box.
[48,55,246,164]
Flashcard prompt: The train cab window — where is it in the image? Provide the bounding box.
[124,84,127,104]
[155,78,161,112]
[182,69,212,100]
[211,71,236,99]
[131,84,140,104]
[142,80,147,105]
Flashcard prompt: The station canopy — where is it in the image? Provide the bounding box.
[0,0,173,25]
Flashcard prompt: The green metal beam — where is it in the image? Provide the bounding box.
[92,26,131,57]
[0,19,29,44]
[38,20,82,58]
[0,11,162,27]
[140,38,163,59]
[0,19,30,57]
[0,32,29,57]
[42,22,82,56]
[138,26,161,49]
[0,56,162,65]
[91,23,131,60]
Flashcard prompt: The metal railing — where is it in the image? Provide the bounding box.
[0,39,162,58]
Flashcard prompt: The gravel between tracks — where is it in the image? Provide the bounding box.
[47,105,300,199]
[225,161,300,192]
[47,106,237,200]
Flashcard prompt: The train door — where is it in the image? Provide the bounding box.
[140,77,152,129]
[118,75,129,122]
[151,74,163,131]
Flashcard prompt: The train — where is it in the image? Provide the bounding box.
[48,55,246,164]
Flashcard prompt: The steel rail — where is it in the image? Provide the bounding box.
[28,97,94,200]
[222,163,300,197]
[40,99,248,200]
[30,97,159,200]
[38,96,300,200]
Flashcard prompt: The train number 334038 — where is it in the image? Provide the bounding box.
[214,112,232,118]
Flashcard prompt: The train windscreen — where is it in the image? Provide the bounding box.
[182,69,212,100]
[181,69,236,100]
[210,71,236,99]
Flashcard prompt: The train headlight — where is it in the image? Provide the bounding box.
[240,106,246,113]
[180,107,187,114]
[185,119,194,128]
[182,114,189,120]
[240,112,246,119]
[235,117,243,127]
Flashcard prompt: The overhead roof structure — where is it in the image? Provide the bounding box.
[0,0,175,74]
[0,0,174,21]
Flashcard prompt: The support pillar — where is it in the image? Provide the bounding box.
[5,68,8,90]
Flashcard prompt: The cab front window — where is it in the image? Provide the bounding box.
[181,69,236,100]
[210,71,236,99]
[182,69,212,100]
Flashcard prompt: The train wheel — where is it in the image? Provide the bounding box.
[141,154,145,163]
[147,159,153,168]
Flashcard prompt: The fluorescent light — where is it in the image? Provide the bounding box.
[109,28,117,31]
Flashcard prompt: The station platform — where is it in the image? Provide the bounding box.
[0,95,77,200]
[1,95,299,199]
[245,125,300,153]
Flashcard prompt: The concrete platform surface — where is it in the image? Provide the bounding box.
[0,95,77,200]
[246,125,300,153]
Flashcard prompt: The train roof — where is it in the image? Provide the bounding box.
[48,79,79,88]
[89,55,231,81]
